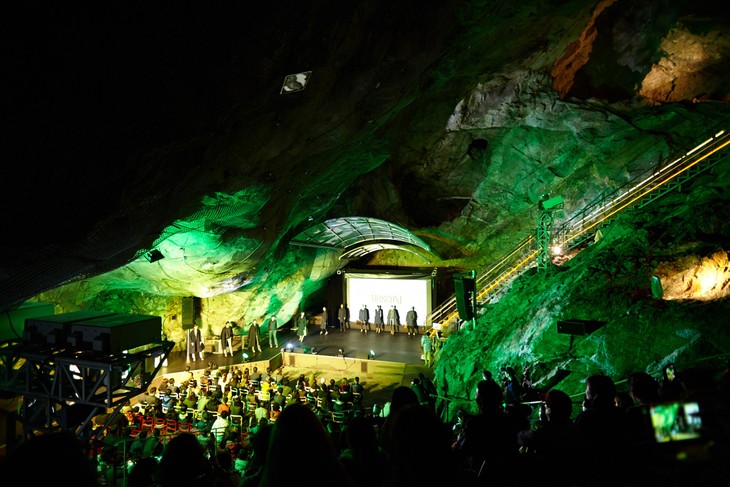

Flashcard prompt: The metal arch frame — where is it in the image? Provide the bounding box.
[290,217,435,261]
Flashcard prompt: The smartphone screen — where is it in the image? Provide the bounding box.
[649,401,702,443]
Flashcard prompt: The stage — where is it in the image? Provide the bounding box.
[156,325,431,407]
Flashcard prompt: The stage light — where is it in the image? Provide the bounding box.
[242,352,249,362]
[539,195,564,211]
[144,249,165,263]
[337,348,344,357]
[285,343,294,351]
[368,349,376,360]
[551,245,563,255]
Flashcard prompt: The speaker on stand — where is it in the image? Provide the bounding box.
[453,271,476,321]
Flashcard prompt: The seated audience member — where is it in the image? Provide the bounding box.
[211,410,231,444]
[257,403,356,486]
[517,389,580,484]
[1,431,98,486]
[573,374,629,485]
[386,403,476,486]
[453,379,520,481]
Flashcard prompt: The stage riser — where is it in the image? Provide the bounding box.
[283,352,406,376]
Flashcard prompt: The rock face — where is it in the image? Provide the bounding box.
[2,3,729,400]
[433,173,730,417]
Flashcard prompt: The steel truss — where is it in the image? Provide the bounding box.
[0,339,174,443]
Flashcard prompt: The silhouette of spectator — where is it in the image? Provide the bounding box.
[453,379,520,481]
[573,374,628,486]
[658,363,684,402]
[501,366,522,405]
[385,403,476,486]
[128,457,159,487]
[339,415,387,487]
[0,430,98,486]
[624,371,661,445]
[378,385,420,453]
[410,377,428,406]
[258,403,355,486]
[516,389,580,484]
[157,432,214,487]
[418,372,437,410]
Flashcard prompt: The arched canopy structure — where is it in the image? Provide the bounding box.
[290,217,435,261]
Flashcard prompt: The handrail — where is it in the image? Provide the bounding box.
[427,128,729,329]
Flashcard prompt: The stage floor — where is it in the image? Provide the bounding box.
[159,325,426,375]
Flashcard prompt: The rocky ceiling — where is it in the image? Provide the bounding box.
[2,0,729,327]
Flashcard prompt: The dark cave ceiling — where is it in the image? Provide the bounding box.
[2,0,729,318]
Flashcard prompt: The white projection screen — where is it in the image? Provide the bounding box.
[344,272,432,329]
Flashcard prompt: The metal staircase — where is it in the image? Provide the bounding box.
[427,128,730,329]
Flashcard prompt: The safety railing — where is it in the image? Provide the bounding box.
[427,128,729,328]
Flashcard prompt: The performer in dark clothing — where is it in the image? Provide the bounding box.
[337,304,349,332]
[320,306,329,335]
[295,311,307,343]
[267,315,279,348]
[359,304,370,334]
[248,320,262,355]
[187,324,204,362]
[387,305,400,335]
[220,321,234,357]
[406,306,418,336]
[374,305,384,334]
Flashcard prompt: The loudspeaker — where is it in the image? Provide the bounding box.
[556,320,606,336]
[454,275,475,321]
[182,297,199,328]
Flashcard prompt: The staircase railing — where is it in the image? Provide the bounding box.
[426,128,729,329]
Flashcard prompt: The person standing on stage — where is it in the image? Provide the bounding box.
[387,305,399,335]
[296,311,307,343]
[374,304,384,334]
[187,323,205,362]
[320,306,329,335]
[248,319,262,355]
[337,303,349,332]
[220,321,234,357]
[421,332,433,367]
[406,306,418,336]
[267,315,279,349]
[359,304,370,334]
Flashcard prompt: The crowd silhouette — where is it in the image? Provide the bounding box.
[2,360,729,486]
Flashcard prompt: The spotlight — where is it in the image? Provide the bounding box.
[337,348,344,357]
[242,352,249,362]
[539,195,564,211]
[144,249,165,263]
[285,343,294,351]
[368,350,376,360]
[551,245,563,255]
